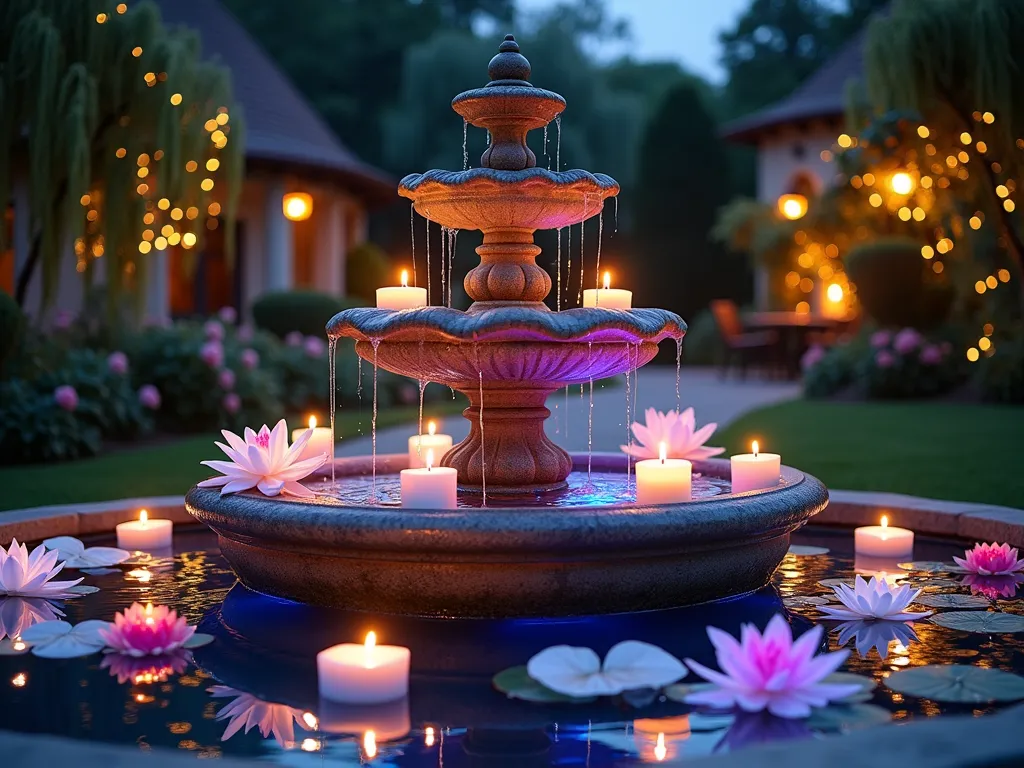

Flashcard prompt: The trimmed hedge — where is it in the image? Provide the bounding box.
[251,290,359,339]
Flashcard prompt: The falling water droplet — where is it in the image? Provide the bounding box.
[409,202,417,286]
[475,345,486,506]
[543,123,549,170]
[675,338,683,413]
[624,342,632,491]
[566,222,573,308]
[587,341,594,482]
[448,228,458,307]
[556,227,562,312]
[439,225,447,310]
[555,116,561,171]
[632,342,640,472]
[578,198,589,307]
[486,130,491,146]
[425,217,432,306]
[417,379,426,462]
[356,356,363,435]
[595,209,604,294]
[463,119,468,171]
[329,337,337,486]
[371,339,380,502]
[613,196,619,235]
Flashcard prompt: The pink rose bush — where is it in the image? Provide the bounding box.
[218,369,236,390]
[54,385,78,412]
[217,306,237,325]
[138,384,161,410]
[240,348,260,370]
[204,320,225,341]
[106,351,129,375]
[200,341,224,369]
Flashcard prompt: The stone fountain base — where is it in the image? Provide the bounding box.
[185,454,827,618]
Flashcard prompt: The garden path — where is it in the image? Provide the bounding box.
[334,367,800,457]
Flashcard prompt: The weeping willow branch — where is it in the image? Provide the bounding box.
[0,0,244,314]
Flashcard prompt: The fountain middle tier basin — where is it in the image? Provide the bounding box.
[185,454,828,618]
[328,305,686,492]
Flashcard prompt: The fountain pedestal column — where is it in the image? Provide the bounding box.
[444,387,572,493]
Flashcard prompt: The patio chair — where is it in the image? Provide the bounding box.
[710,300,779,379]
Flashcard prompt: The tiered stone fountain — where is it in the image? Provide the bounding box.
[186,37,828,618]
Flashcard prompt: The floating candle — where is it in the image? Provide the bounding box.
[635,443,692,505]
[583,271,633,309]
[408,420,453,469]
[376,269,427,310]
[854,515,914,559]
[116,509,173,551]
[730,441,781,494]
[317,631,411,705]
[292,415,333,464]
[400,450,458,509]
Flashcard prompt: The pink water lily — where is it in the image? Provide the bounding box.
[621,407,724,461]
[819,575,932,622]
[0,539,84,599]
[953,542,1024,576]
[198,419,327,498]
[98,602,196,657]
[683,615,859,718]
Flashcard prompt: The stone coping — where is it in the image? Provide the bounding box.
[1,483,1020,547]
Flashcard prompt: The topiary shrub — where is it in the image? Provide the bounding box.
[844,237,954,330]
[0,291,26,377]
[252,290,360,339]
[679,308,721,366]
[802,339,863,398]
[0,378,103,463]
[345,241,392,303]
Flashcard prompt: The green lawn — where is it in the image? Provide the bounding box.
[717,401,1024,508]
[0,403,465,512]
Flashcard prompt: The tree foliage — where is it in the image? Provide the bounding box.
[634,81,747,321]
[0,0,243,313]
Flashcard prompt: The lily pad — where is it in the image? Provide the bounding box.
[21,619,111,658]
[886,665,1024,703]
[930,611,1024,633]
[910,578,961,589]
[66,585,101,595]
[807,704,892,732]
[492,666,591,703]
[818,578,853,588]
[183,632,214,649]
[823,672,877,703]
[898,561,954,573]
[787,545,830,556]
[663,682,716,703]
[80,568,120,576]
[783,595,831,608]
[914,594,990,610]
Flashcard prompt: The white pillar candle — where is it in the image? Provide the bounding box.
[407,420,453,468]
[292,415,333,464]
[582,271,632,309]
[400,450,458,509]
[318,632,411,705]
[376,269,427,310]
[635,443,692,505]
[116,509,173,551]
[730,441,781,494]
[854,515,914,559]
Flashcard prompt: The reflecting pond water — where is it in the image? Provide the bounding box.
[0,525,1021,764]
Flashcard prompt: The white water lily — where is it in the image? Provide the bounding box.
[621,407,724,461]
[819,575,932,622]
[0,539,84,598]
[526,640,687,698]
[43,536,131,569]
[209,685,311,748]
[834,619,919,660]
[19,619,112,658]
[198,420,328,498]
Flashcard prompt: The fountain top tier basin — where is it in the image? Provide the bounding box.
[186,455,828,618]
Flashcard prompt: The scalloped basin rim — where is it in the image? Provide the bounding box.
[452,85,567,106]
[326,306,686,344]
[399,167,619,193]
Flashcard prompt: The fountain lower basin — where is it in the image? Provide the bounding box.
[185,454,828,618]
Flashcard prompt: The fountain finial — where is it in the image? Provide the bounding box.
[488,34,531,84]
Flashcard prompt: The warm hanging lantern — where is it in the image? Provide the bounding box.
[888,171,916,196]
[777,193,808,220]
[283,192,313,222]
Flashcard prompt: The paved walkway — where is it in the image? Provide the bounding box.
[336,367,799,457]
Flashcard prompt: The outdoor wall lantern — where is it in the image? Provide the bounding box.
[283,192,313,222]
[777,193,808,220]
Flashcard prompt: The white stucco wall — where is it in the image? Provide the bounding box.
[755,124,839,204]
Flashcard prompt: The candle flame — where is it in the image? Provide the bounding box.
[145,602,153,616]
[659,442,667,463]
[654,732,667,762]
[603,271,611,290]
[12,638,25,652]
[364,631,377,669]
[363,730,377,759]
[428,420,436,436]
[302,712,318,729]
[425,727,435,747]
[881,515,889,529]
[426,449,435,471]
[401,269,409,288]
[752,440,759,458]
[308,415,317,429]
[139,509,148,526]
